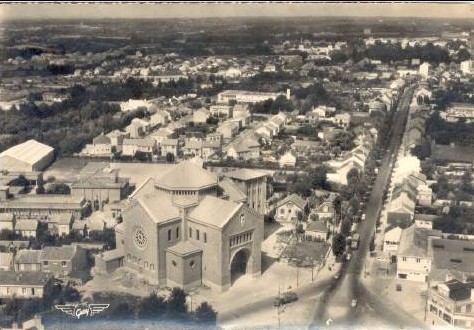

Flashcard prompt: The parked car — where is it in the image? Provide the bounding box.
[273,291,298,307]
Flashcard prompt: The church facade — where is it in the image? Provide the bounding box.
[96,161,264,292]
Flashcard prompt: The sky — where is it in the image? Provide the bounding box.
[1,2,474,20]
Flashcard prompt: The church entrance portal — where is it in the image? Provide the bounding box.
[230,248,250,284]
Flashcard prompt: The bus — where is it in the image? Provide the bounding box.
[351,233,360,250]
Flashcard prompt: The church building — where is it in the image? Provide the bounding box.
[96,161,264,292]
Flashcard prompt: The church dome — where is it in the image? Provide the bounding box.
[155,161,217,191]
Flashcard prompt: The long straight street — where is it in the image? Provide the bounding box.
[309,84,422,329]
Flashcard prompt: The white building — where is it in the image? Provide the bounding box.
[217,89,290,104]
[383,226,402,253]
[0,140,54,172]
[419,62,431,80]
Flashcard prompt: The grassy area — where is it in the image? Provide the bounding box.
[280,240,331,267]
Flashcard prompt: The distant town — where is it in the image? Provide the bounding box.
[0,14,473,330]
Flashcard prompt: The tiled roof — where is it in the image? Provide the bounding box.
[188,196,242,228]
[155,161,217,190]
[307,221,327,233]
[41,245,77,261]
[224,168,267,181]
[167,241,202,257]
[218,178,247,203]
[128,191,180,224]
[0,271,52,286]
[0,213,14,222]
[15,250,41,264]
[15,219,38,231]
[398,225,442,257]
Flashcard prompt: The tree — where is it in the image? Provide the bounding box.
[166,287,188,316]
[195,301,217,325]
[332,233,346,257]
[138,292,166,319]
[166,152,175,163]
[108,301,134,320]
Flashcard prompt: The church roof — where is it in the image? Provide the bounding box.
[155,161,217,190]
[167,241,202,257]
[224,168,267,181]
[127,191,180,224]
[188,196,242,229]
[218,178,247,203]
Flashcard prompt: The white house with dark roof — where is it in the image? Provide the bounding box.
[94,161,264,292]
[275,193,307,224]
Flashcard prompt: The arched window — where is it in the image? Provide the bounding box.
[168,229,172,241]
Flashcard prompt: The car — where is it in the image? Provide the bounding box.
[351,299,358,307]
[273,291,298,307]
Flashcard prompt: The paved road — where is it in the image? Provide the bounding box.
[310,85,422,329]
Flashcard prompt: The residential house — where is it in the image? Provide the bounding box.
[0,213,14,231]
[48,213,74,236]
[106,130,129,147]
[161,139,179,157]
[396,225,442,282]
[312,194,337,222]
[81,134,113,156]
[120,99,153,112]
[0,271,53,298]
[14,250,41,272]
[427,279,474,329]
[383,226,402,253]
[151,127,174,146]
[193,108,210,124]
[125,118,151,138]
[14,219,38,238]
[122,138,156,157]
[227,137,261,160]
[206,132,223,145]
[414,214,438,229]
[150,110,171,127]
[275,194,307,224]
[334,113,351,128]
[41,245,88,280]
[279,151,296,168]
[405,118,425,149]
[0,252,13,271]
[255,125,273,140]
[387,180,417,228]
[202,141,221,159]
[210,104,233,119]
[182,140,203,158]
[419,62,431,79]
[217,121,239,141]
[305,221,328,241]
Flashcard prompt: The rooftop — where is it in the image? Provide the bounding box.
[276,193,307,210]
[15,250,41,264]
[188,195,242,229]
[307,221,327,233]
[41,245,78,261]
[15,219,38,231]
[155,161,217,190]
[0,139,54,166]
[0,271,52,286]
[398,225,442,257]
[167,241,202,257]
[224,168,267,181]
[218,178,247,203]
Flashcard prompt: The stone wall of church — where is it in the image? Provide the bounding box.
[157,220,183,282]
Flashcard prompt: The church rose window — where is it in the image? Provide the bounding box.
[133,226,148,249]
